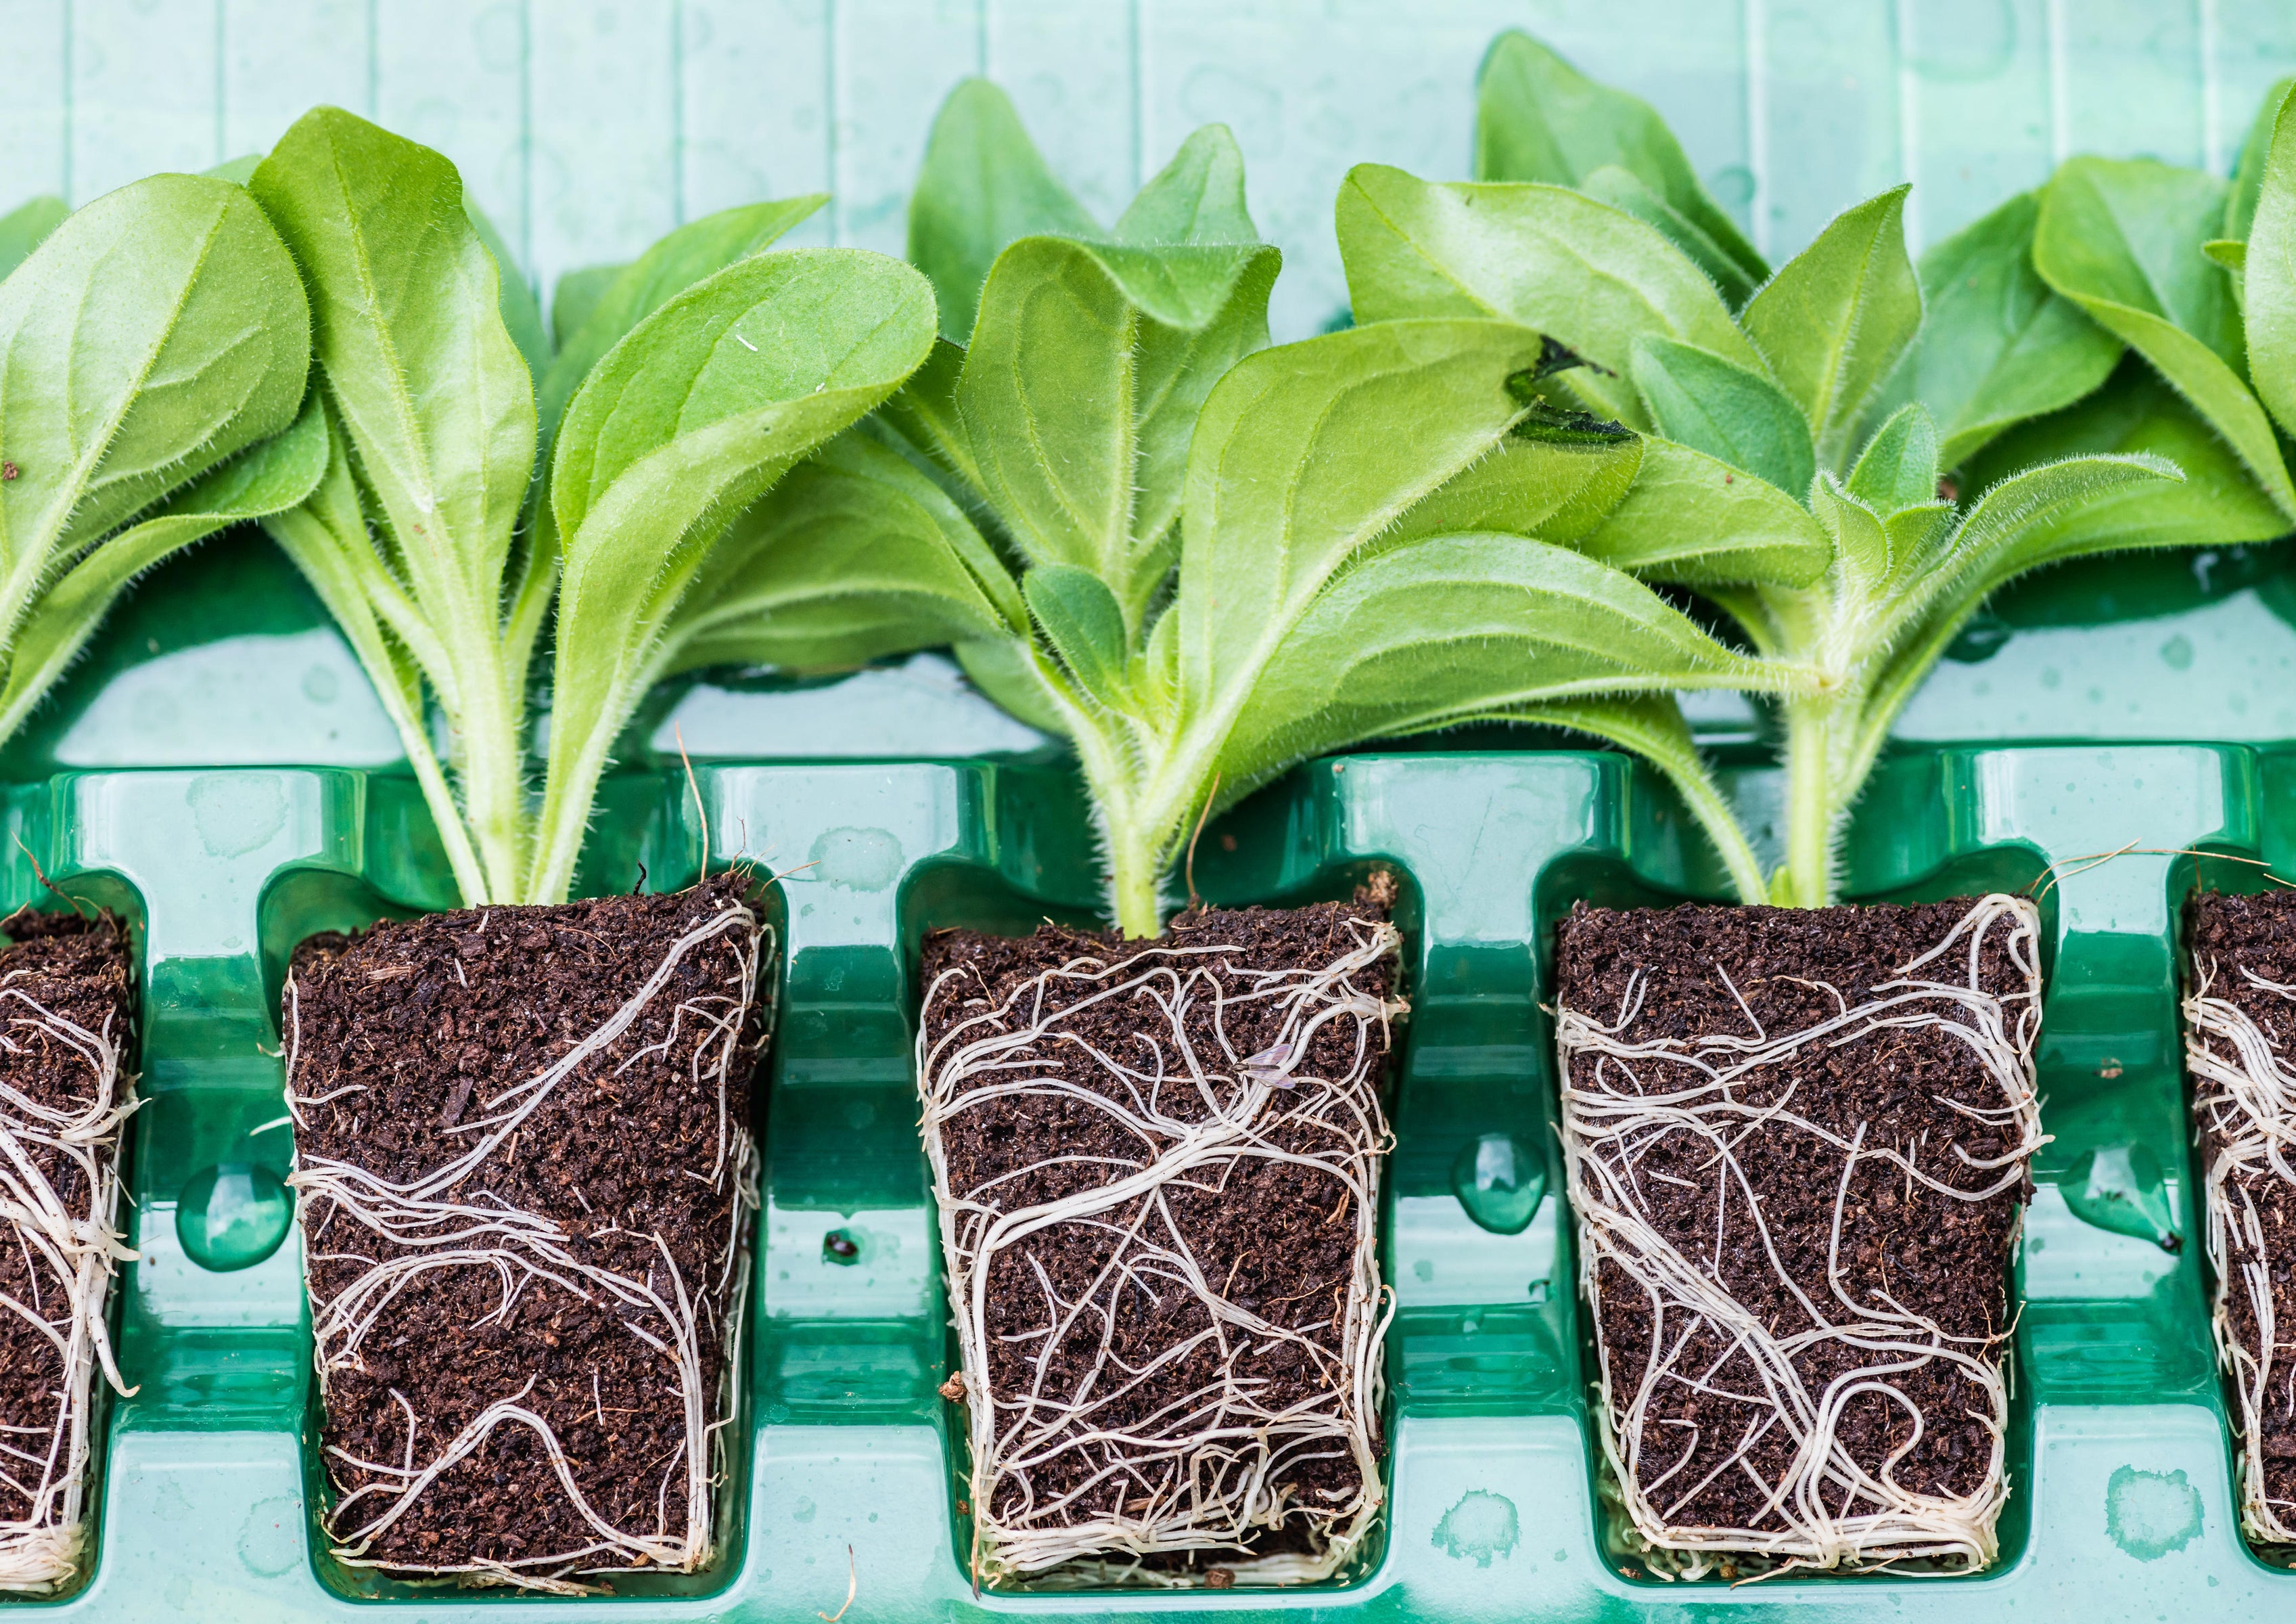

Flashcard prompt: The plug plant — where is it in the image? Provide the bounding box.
[1330,30,2226,907]
[683,81,1798,937]
[0,171,314,1593]
[246,108,932,906]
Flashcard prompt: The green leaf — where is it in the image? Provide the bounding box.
[956,233,1277,627]
[0,172,311,629]
[536,246,936,900]
[2243,87,2296,443]
[955,637,1073,738]
[1571,436,1832,587]
[1870,189,2123,470]
[1579,164,1759,310]
[877,337,981,494]
[2035,156,2294,516]
[205,154,265,185]
[668,428,1018,673]
[1631,335,1815,499]
[1381,410,1642,547]
[1845,402,1942,515]
[1336,163,1758,430]
[908,78,1097,342]
[1217,532,1772,805]
[0,196,68,280]
[537,196,825,443]
[551,263,625,349]
[1473,30,1764,294]
[1741,185,1923,468]
[252,108,536,633]
[0,398,327,739]
[466,199,549,382]
[2207,239,2248,275]
[1022,562,1130,704]
[2230,78,2296,244]
[1115,125,1256,244]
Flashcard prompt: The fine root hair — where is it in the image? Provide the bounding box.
[1556,893,2043,1577]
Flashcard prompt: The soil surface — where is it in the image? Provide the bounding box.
[0,908,133,1535]
[1554,899,2037,1546]
[286,874,764,1585]
[918,893,1400,1577]
[2187,890,2296,1535]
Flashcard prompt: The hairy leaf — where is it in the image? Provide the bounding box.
[538,196,825,441]
[2230,78,2296,246]
[1218,532,1773,803]
[0,196,66,281]
[1741,186,1923,467]
[1336,164,1757,428]
[2036,156,2295,516]
[957,233,1277,627]
[467,200,549,382]
[1845,402,1942,516]
[909,78,1097,342]
[1473,30,1764,296]
[1571,436,1832,586]
[1580,164,1760,309]
[1115,125,1257,245]
[0,172,311,633]
[2245,86,2296,443]
[1870,190,2122,470]
[1023,562,1130,704]
[669,429,1017,673]
[1632,335,1815,499]
[1381,413,1642,547]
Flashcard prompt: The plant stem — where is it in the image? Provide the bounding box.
[452,649,531,904]
[1661,754,1770,908]
[1107,828,1166,939]
[1783,693,1841,907]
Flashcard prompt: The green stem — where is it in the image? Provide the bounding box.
[1783,693,1842,907]
[451,648,531,904]
[1661,753,1769,907]
[1106,818,1166,939]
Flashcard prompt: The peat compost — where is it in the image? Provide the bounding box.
[916,888,1405,1587]
[0,907,136,1594]
[283,874,766,1594]
[2185,888,2296,1546]
[1553,895,2042,1577]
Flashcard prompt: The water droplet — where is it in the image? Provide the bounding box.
[2105,1465,2202,1560]
[2159,633,2195,671]
[175,1163,292,1272]
[1431,1489,1519,1566]
[1450,1133,1545,1236]
[2062,1144,2180,1251]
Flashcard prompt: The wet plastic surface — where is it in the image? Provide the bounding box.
[0,533,2268,1617]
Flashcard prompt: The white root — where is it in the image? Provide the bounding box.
[0,961,137,1595]
[1555,894,2043,1577]
[286,901,763,1595]
[917,915,1404,1588]
[2186,949,2296,1545]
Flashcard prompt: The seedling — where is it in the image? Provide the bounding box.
[692,81,1795,937]
[0,174,313,1592]
[1335,31,2239,907]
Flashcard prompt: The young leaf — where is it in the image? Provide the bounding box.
[552,263,625,349]
[467,200,549,382]
[1868,190,2123,470]
[538,196,827,442]
[1569,437,1832,587]
[2035,156,2295,517]
[1740,186,1923,468]
[909,79,1097,342]
[2230,78,2296,245]
[2242,86,2296,443]
[956,233,1278,629]
[1115,125,1256,245]
[1336,164,1758,428]
[0,196,66,281]
[1023,562,1130,706]
[1632,335,1816,499]
[1580,164,1760,309]
[1473,30,1764,295]
[1845,402,1942,516]
[668,428,1018,673]
[534,248,936,901]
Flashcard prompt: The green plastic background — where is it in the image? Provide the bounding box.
[5,0,2296,1617]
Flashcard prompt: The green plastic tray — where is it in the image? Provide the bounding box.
[0,530,2274,1617]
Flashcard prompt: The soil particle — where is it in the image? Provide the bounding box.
[285,874,764,1585]
[917,894,1401,1580]
[0,907,133,1538]
[2186,890,2296,1535]
[1554,898,2038,1551]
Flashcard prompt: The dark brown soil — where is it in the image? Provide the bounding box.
[0,907,134,1535]
[1554,899,2037,1546]
[918,892,1401,1577]
[285,874,764,1586]
[2187,889,2296,1534]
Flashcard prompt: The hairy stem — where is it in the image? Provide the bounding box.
[450,644,532,905]
[1783,692,1845,907]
